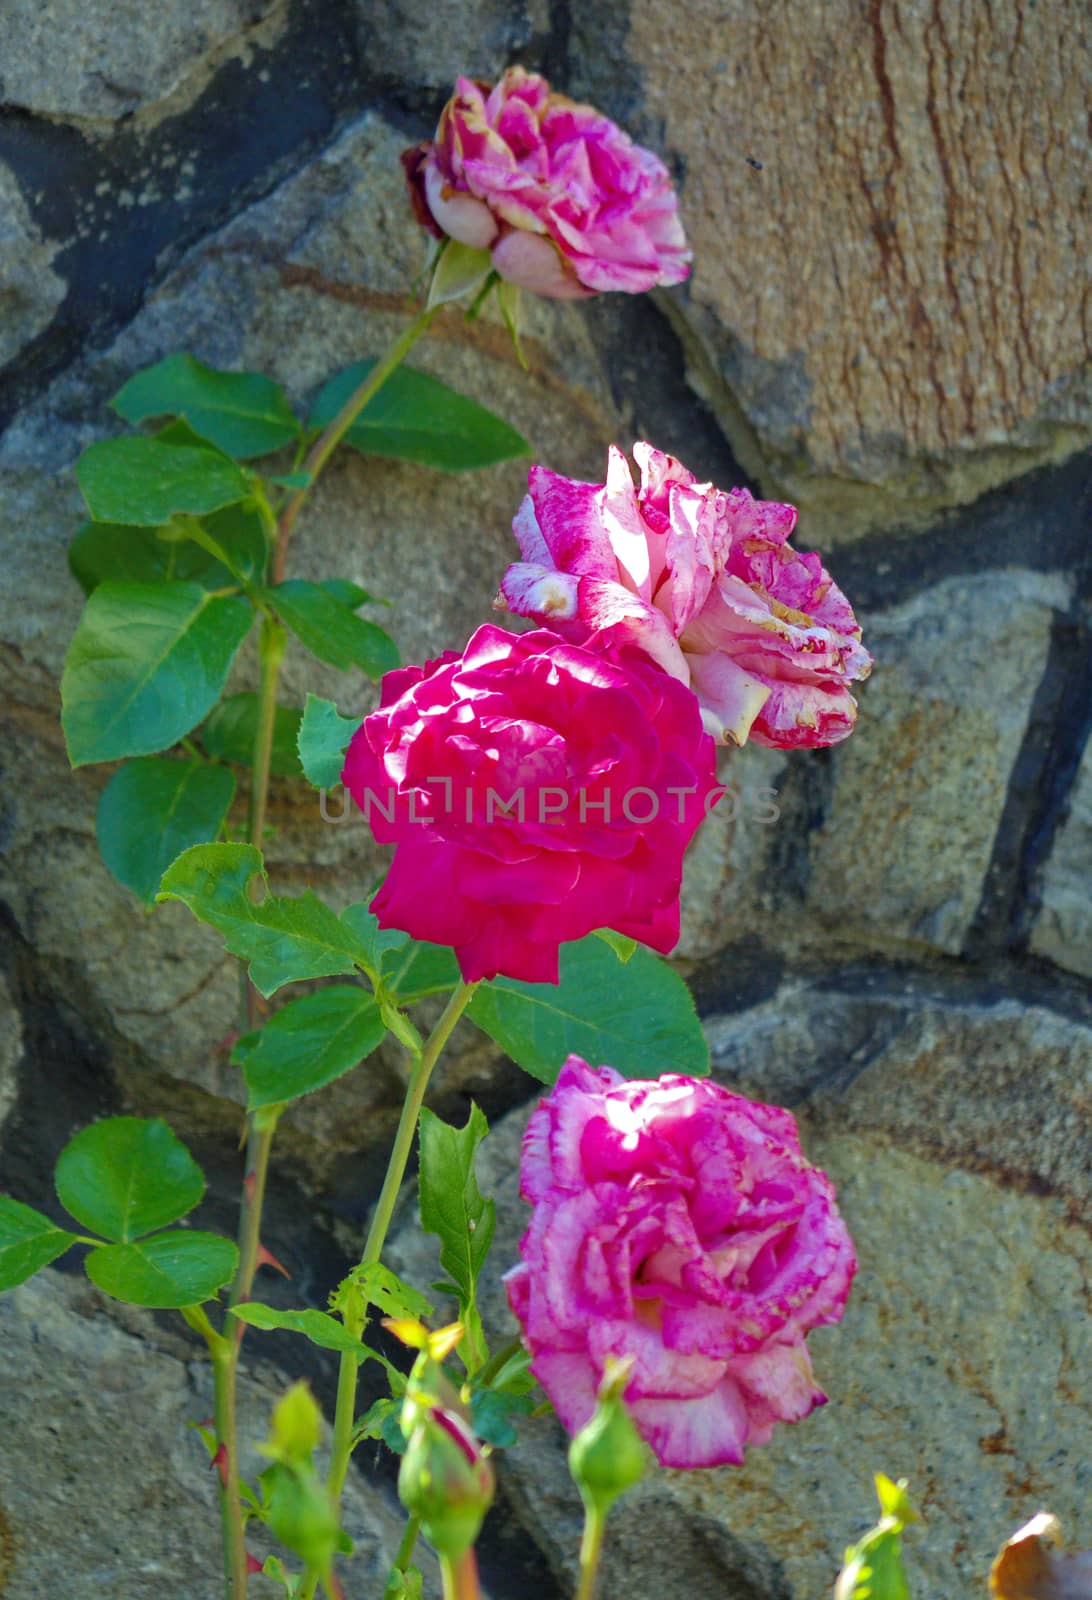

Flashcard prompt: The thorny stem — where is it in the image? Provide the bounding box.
[273,303,441,582]
[213,298,444,1600]
[297,985,477,1600]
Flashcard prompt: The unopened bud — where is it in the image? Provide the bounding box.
[264,1461,340,1571]
[568,1359,647,1516]
[398,1406,495,1560]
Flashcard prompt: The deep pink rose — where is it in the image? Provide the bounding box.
[505,1057,856,1468]
[341,625,717,984]
[499,443,873,749]
[402,67,690,298]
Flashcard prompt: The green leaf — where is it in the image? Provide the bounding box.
[381,939,460,1004]
[96,757,236,903]
[297,694,359,789]
[230,1303,386,1359]
[239,987,386,1109]
[54,1116,205,1242]
[593,928,638,964]
[85,1230,237,1308]
[334,1260,432,1324]
[112,355,300,459]
[193,502,270,584]
[418,1105,495,1371]
[77,436,251,525]
[202,694,303,778]
[68,520,233,594]
[835,1476,918,1600]
[319,580,385,609]
[158,842,374,996]
[468,1387,534,1449]
[61,580,253,767]
[266,579,399,679]
[0,1197,78,1290]
[468,937,709,1084]
[308,362,531,473]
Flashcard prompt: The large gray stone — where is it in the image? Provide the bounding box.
[353,1,549,95]
[1032,740,1092,981]
[0,1269,430,1599]
[705,980,1092,1216]
[805,570,1071,955]
[392,1101,1092,1600]
[0,969,21,1136]
[0,0,285,124]
[0,163,65,371]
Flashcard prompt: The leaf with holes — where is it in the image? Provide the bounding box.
[297,694,359,789]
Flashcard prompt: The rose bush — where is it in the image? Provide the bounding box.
[505,1057,857,1468]
[499,442,873,748]
[402,67,691,298]
[342,624,718,983]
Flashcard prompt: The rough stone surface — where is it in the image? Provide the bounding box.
[391,1101,1092,1600]
[0,1270,431,1600]
[0,164,66,370]
[805,570,1071,956]
[1032,741,1092,980]
[571,1,1092,537]
[0,0,285,124]
[705,976,1092,1216]
[0,970,22,1136]
[0,8,1089,1599]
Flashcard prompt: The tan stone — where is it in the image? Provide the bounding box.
[593,0,1092,536]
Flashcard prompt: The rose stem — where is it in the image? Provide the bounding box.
[208,303,442,1598]
[297,983,477,1600]
[575,1504,608,1600]
[272,302,441,582]
[441,1550,483,1600]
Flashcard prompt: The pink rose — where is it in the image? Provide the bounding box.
[499,443,873,749]
[402,67,690,299]
[341,625,717,984]
[505,1057,856,1469]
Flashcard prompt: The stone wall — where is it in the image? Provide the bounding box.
[0,3,1089,1597]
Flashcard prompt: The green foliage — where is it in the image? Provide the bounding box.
[68,520,234,594]
[54,1117,205,1242]
[332,1260,433,1326]
[265,578,399,679]
[230,1303,387,1360]
[158,843,374,996]
[835,1476,919,1600]
[201,693,303,778]
[309,361,530,472]
[61,580,253,766]
[417,1106,495,1372]
[468,936,710,1083]
[593,928,638,963]
[96,757,236,902]
[85,1231,238,1308]
[234,986,386,1109]
[76,436,251,525]
[0,1197,78,1290]
[112,355,300,459]
[468,1385,535,1450]
[297,693,358,788]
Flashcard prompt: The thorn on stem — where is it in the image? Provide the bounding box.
[256,1242,291,1278]
[211,1441,229,1489]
